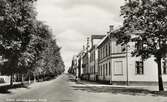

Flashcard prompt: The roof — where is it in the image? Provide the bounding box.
[91,35,106,40]
[97,26,122,48]
[97,35,108,48]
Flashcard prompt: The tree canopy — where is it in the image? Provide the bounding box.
[115,0,167,91]
[0,0,65,85]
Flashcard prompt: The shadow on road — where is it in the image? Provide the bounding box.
[0,83,29,94]
[72,86,167,97]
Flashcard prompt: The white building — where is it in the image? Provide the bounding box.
[97,26,167,85]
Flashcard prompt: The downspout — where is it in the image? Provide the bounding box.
[108,33,112,85]
[110,39,113,84]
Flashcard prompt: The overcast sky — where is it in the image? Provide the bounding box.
[36,0,125,71]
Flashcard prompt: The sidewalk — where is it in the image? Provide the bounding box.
[69,80,167,97]
[0,82,22,87]
[75,80,167,92]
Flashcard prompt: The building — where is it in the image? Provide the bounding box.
[82,51,90,80]
[70,56,78,76]
[97,26,127,84]
[70,48,86,79]
[72,25,167,86]
[76,50,85,78]
[89,35,105,81]
[97,25,167,85]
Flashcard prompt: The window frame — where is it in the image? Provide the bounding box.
[135,61,144,75]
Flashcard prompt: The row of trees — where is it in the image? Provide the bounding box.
[0,0,65,85]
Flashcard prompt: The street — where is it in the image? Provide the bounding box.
[0,74,167,102]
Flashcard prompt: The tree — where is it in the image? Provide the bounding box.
[29,22,65,80]
[40,39,64,77]
[117,0,167,91]
[0,0,37,86]
[0,0,65,85]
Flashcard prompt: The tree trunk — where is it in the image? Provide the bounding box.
[37,74,39,82]
[28,74,31,84]
[21,74,24,84]
[10,73,13,86]
[33,73,36,83]
[157,58,164,91]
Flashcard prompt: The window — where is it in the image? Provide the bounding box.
[100,65,102,76]
[106,44,108,56]
[106,63,108,76]
[99,50,100,60]
[99,66,101,75]
[163,60,167,74]
[109,62,111,75]
[102,47,104,58]
[101,48,103,59]
[103,64,105,76]
[114,61,123,75]
[99,66,100,75]
[92,66,93,73]
[136,61,144,75]
[93,52,95,61]
[108,43,111,55]
[100,49,102,59]
[103,46,105,58]
[101,66,102,76]
[99,65,101,75]
[100,66,102,75]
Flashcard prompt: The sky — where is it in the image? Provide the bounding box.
[36,0,125,71]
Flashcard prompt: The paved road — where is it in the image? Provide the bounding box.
[4,74,76,102]
[1,74,167,102]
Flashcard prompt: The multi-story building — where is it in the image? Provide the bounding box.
[76,50,86,78]
[72,25,167,86]
[71,56,78,76]
[89,46,96,81]
[97,32,127,84]
[97,25,167,85]
[82,52,89,80]
[89,35,105,81]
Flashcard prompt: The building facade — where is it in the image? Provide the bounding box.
[82,52,90,80]
[97,34,127,84]
[71,25,167,86]
[97,26,167,85]
[87,35,105,81]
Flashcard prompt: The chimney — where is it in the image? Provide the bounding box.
[109,25,114,32]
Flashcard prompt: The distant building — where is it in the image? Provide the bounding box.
[82,52,89,80]
[89,35,105,81]
[70,49,86,79]
[76,50,85,78]
[71,56,78,76]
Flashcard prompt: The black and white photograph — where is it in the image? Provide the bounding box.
[0,0,167,102]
